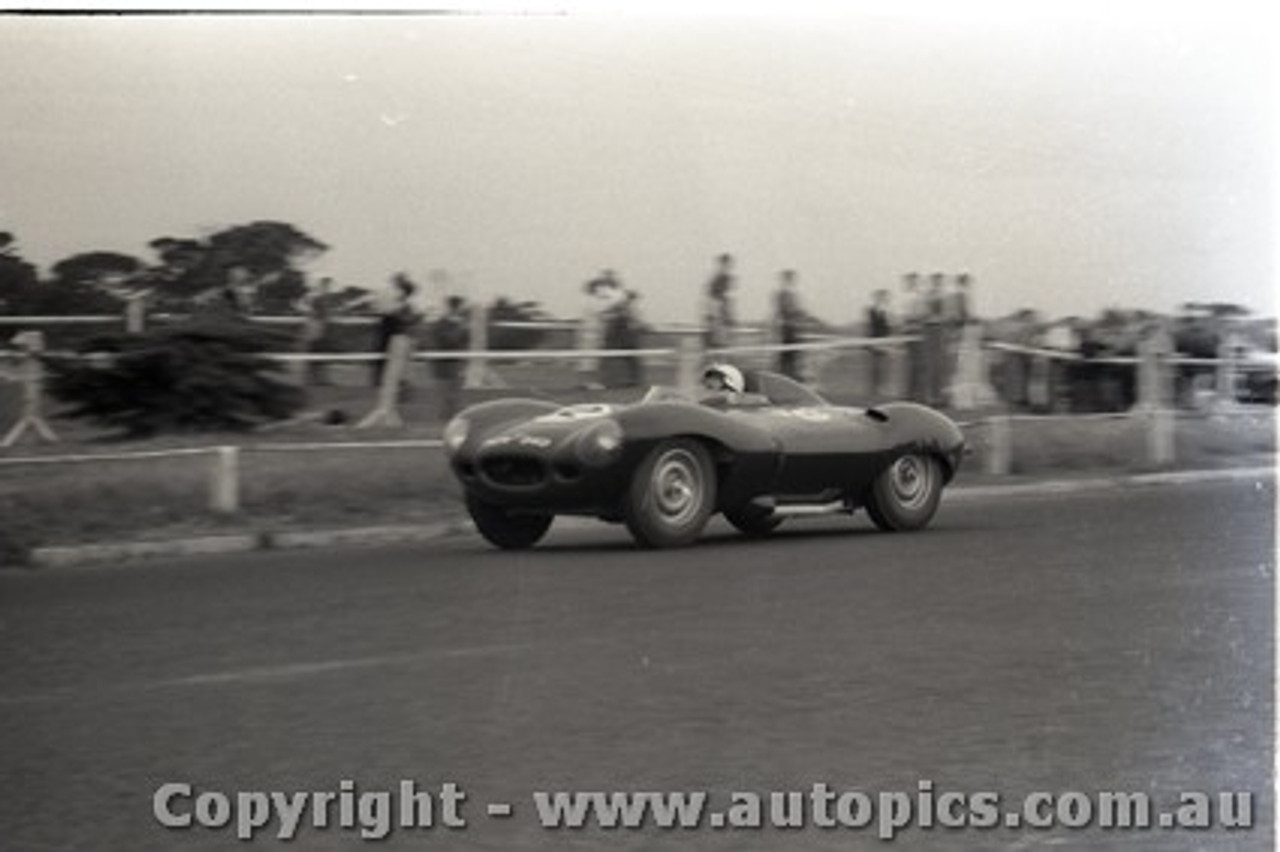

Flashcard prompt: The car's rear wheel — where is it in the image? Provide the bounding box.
[865,453,943,532]
[624,439,716,548]
[466,494,553,549]
[724,504,783,537]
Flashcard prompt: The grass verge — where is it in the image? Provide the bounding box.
[0,399,1273,566]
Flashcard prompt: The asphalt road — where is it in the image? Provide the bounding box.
[1,477,1274,851]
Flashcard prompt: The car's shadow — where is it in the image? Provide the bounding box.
[520,518,971,555]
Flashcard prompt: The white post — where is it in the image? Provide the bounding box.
[675,335,701,394]
[1215,332,1243,411]
[125,294,146,334]
[947,324,997,411]
[210,446,240,513]
[357,334,410,429]
[984,412,1012,476]
[1145,407,1175,468]
[1131,321,1173,410]
[463,303,488,390]
[1,331,58,448]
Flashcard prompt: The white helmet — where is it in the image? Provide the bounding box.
[702,363,745,394]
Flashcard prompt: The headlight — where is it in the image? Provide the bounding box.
[576,419,624,466]
[443,417,469,453]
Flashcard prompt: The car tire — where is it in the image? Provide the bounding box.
[466,494,553,550]
[865,453,943,532]
[724,504,783,537]
[624,439,717,548]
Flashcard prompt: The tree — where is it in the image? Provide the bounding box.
[37,251,142,314]
[51,251,142,289]
[0,233,39,314]
[146,221,327,309]
[45,319,304,437]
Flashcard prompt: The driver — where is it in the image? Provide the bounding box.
[700,363,747,405]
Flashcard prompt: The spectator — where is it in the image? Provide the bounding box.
[942,273,973,394]
[1041,317,1080,412]
[602,288,647,389]
[948,273,972,327]
[866,288,892,398]
[430,295,471,421]
[578,269,623,389]
[901,272,925,400]
[773,269,805,380]
[921,272,947,406]
[295,276,333,386]
[703,253,736,350]
[371,273,422,389]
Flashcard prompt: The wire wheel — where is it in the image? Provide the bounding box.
[650,449,702,525]
[888,455,933,511]
[866,453,943,532]
[624,439,716,548]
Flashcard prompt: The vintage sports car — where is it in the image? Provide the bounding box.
[442,367,966,549]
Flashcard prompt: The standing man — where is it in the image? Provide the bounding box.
[922,272,948,406]
[703,253,736,350]
[943,273,973,393]
[295,276,333,386]
[603,288,647,388]
[577,269,623,389]
[866,288,892,399]
[773,269,805,380]
[901,272,925,401]
[371,273,421,389]
[431,295,471,422]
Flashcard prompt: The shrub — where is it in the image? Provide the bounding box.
[46,318,304,437]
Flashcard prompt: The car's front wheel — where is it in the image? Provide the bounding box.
[624,439,717,548]
[865,453,943,531]
[466,494,553,549]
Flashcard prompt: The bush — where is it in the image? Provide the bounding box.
[46,318,304,437]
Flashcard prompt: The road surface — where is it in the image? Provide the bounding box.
[0,477,1273,850]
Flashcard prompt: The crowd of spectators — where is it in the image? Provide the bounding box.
[225,260,1273,415]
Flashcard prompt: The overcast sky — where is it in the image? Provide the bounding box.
[1,8,1275,322]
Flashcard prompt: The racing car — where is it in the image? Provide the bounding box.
[442,364,966,549]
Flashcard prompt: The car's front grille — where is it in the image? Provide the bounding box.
[481,455,547,487]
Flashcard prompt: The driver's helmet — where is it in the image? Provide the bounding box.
[702,363,745,394]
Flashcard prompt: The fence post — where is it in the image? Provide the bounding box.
[209,446,240,513]
[1214,332,1242,411]
[1144,407,1175,468]
[125,295,146,334]
[947,324,997,411]
[357,334,410,429]
[984,412,1012,476]
[1135,326,1173,411]
[1,331,59,448]
[462,304,506,390]
[463,304,489,390]
[675,335,701,394]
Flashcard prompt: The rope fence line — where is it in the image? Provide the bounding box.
[2,313,1274,468]
[0,313,715,336]
[0,439,444,466]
